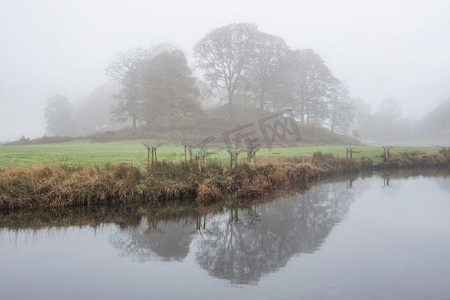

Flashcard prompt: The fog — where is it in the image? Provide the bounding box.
[1,0,449,141]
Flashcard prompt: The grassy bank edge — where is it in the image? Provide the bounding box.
[1,148,449,211]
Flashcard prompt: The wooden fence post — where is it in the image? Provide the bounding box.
[151,147,154,163]
[229,152,234,168]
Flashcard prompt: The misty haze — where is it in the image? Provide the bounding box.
[1,1,450,299]
[1,1,450,144]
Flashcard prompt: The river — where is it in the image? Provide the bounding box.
[1,170,449,299]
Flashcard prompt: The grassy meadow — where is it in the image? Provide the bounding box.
[0,139,442,169]
[1,140,448,210]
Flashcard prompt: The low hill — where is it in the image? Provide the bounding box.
[5,104,359,147]
[417,98,450,138]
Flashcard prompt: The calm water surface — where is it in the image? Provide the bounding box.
[1,172,450,299]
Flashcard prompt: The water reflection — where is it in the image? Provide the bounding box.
[196,181,355,284]
[2,172,450,299]
[378,168,450,195]
[92,180,357,283]
[109,216,197,262]
[101,179,358,283]
[1,169,449,287]
[0,205,142,231]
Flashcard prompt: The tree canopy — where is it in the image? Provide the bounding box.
[328,80,354,134]
[243,32,290,112]
[288,49,336,123]
[194,23,258,117]
[106,47,149,129]
[142,50,204,127]
[44,23,371,140]
[193,23,354,134]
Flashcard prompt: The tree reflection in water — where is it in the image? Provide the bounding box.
[106,180,356,283]
[109,216,197,262]
[196,181,355,284]
[3,172,449,286]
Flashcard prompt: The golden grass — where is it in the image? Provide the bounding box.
[1,148,449,210]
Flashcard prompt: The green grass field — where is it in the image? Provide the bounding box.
[0,140,441,168]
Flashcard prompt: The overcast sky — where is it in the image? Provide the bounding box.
[1,0,449,141]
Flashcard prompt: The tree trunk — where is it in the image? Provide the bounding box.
[306,100,310,123]
[259,87,266,112]
[300,101,305,123]
[228,93,233,117]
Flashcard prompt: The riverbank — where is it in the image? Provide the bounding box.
[1,148,449,210]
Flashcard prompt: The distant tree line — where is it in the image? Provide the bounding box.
[45,22,447,143]
[45,23,359,137]
[193,23,355,132]
[43,83,125,137]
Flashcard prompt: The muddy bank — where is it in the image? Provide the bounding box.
[1,148,449,210]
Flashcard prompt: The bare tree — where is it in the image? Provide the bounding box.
[243,32,290,112]
[245,137,261,163]
[288,49,335,123]
[106,47,149,129]
[328,80,354,134]
[193,23,258,117]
